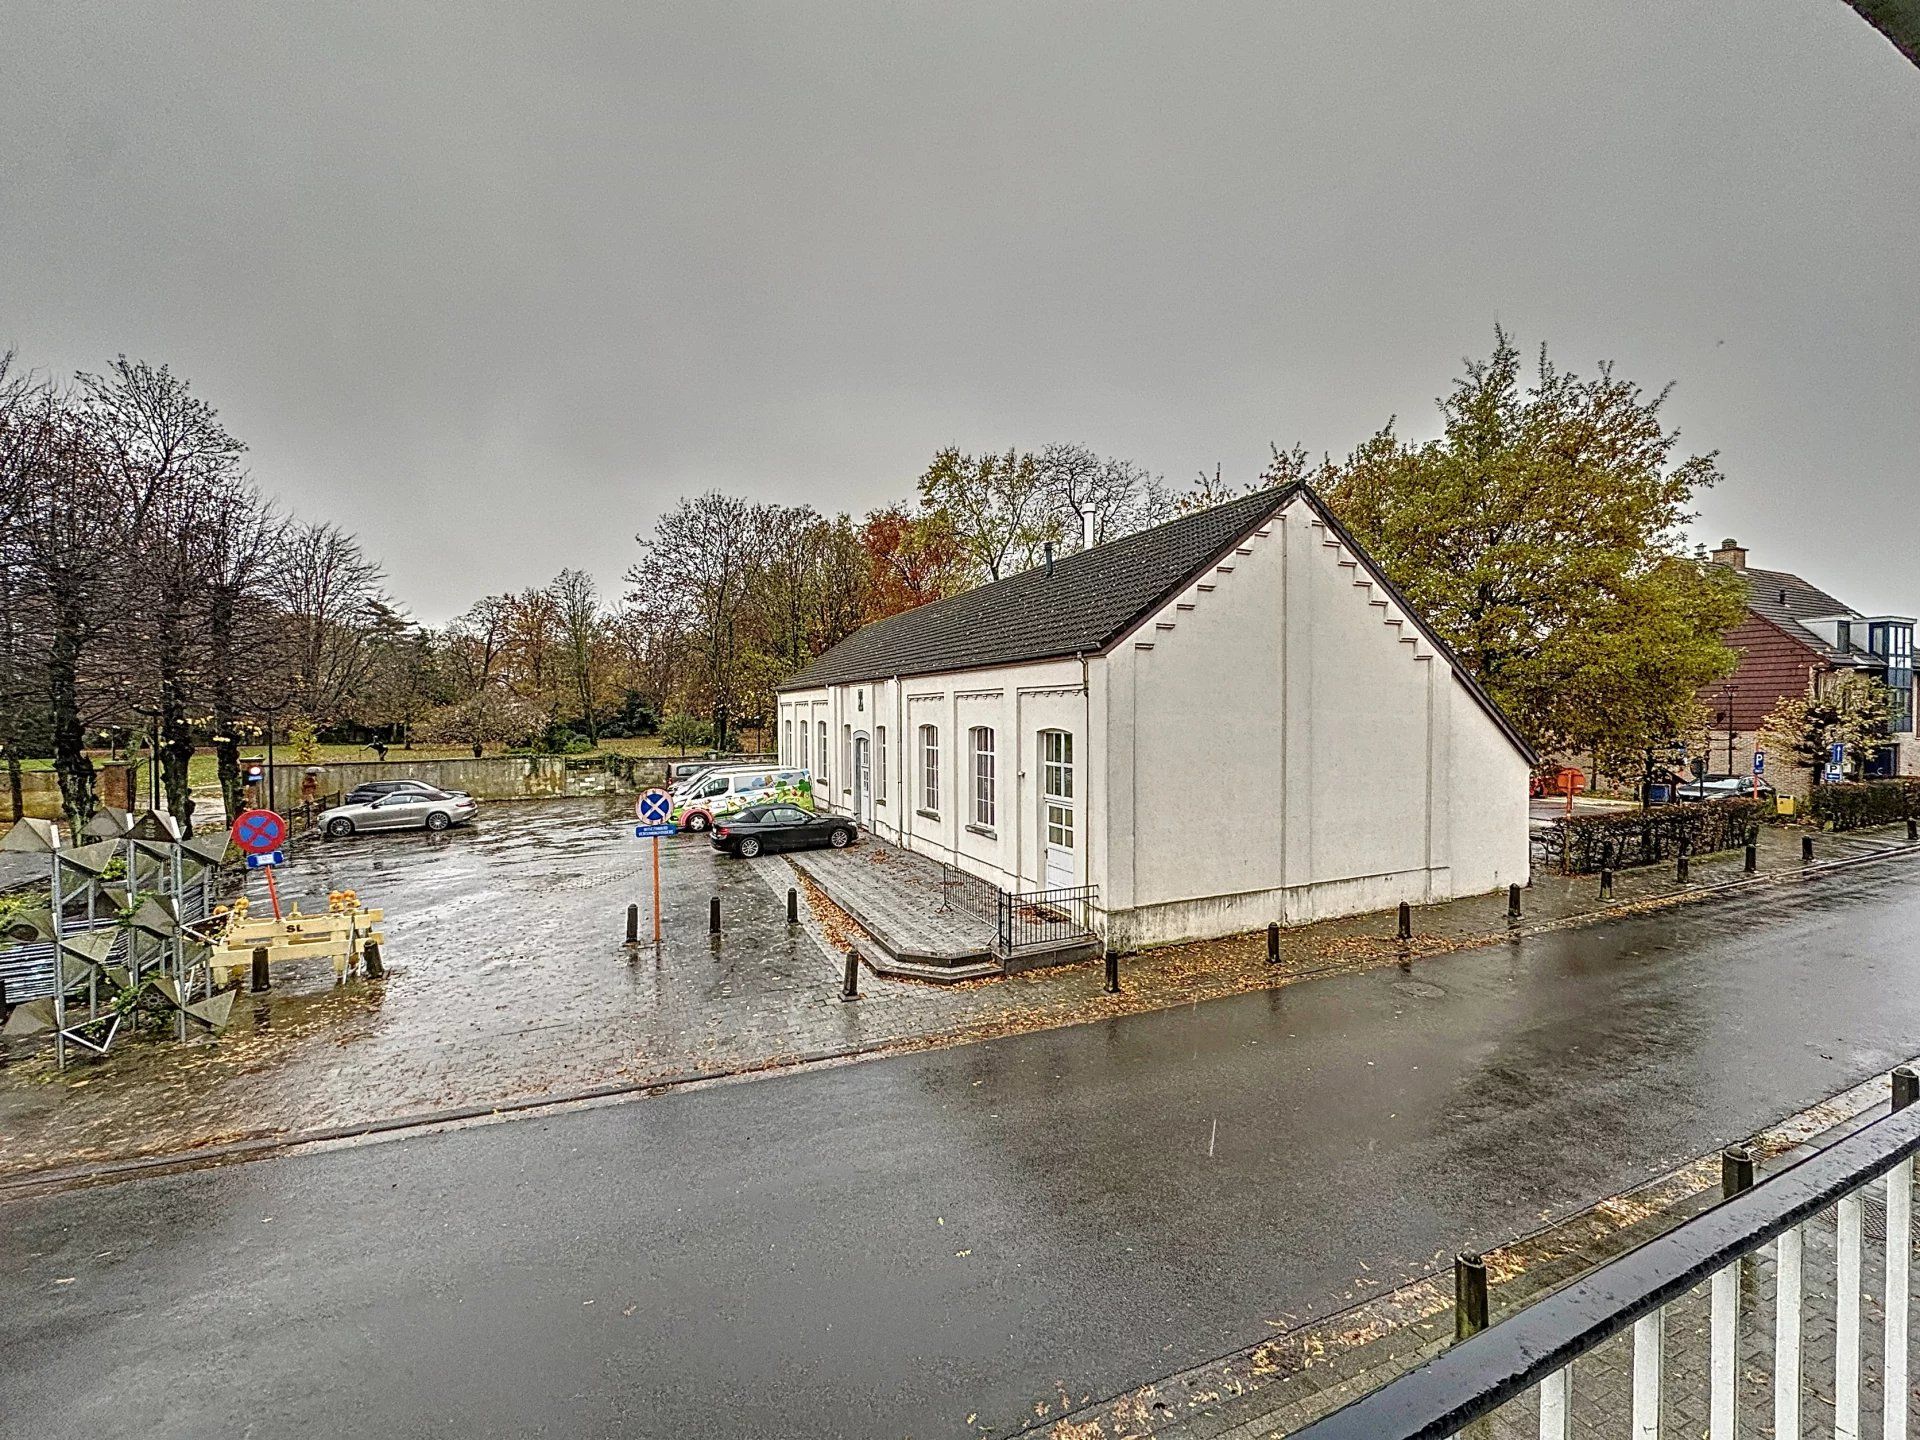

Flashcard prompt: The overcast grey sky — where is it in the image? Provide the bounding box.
[3,3,1915,623]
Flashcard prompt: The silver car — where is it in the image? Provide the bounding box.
[319,789,479,838]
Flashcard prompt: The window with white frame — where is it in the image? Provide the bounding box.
[970,727,995,827]
[817,721,828,786]
[876,727,887,802]
[782,719,792,766]
[799,721,809,774]
[842,725,852,789]
[919,724,940,812]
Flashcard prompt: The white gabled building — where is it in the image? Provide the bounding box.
[776,484,1533,952]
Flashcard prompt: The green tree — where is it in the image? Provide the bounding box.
[917,447,1054,583]
[1759,675,1892,790]
[1320,327,1744,756]
[658,710,711,756]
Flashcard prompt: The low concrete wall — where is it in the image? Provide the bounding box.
[13,763,137,821]
[263,753,671,805]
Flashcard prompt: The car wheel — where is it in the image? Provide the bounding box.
[426,811,451,832]
[326,817,354,838]
[738,836,761,858]
[686,812,710,832]
[829,827,853,848]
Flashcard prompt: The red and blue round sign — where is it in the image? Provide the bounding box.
[230,807,288,855]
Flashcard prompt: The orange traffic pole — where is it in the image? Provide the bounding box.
[651,836,662,945]
[263,864,283,920]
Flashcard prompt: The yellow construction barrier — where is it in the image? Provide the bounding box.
[208,890,386,987]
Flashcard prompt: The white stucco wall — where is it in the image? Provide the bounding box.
[1105,495,1531,950]
[777,658,1089,896]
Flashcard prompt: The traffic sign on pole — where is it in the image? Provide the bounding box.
[244,850,285,869]
[230,807,287,855]
[1753,749,1765,776]
[633,788,673,946]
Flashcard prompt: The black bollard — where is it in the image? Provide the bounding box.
[710,896,721,933]
[1676,844,1690,884]
[1397,901,1412,942]
[1507,883,1522,921]
[787,887,799,924]
[1600,866,1614,900]
[363,940,384,980]
[250,945,271,993]
[841,949,859,1001]
[1266,922,1280,964]
[1721,1145,1755,1197]
[1909,818,1917,843]
[1896,1066,1920,1112]
[1104,950,1120,994]
[1455,1253,1490,1340]
[1744,842,1757,874]
[1802,834,1814,864]
[626,903,639,944]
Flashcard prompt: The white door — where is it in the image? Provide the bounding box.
[1041,730,1074,890]
[853,735,872,827]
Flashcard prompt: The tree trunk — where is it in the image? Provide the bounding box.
[156,614,196,836]
[209,592,243,823]
[47,596,96,829]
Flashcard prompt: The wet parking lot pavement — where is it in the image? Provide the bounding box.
[2,797,1917,1180]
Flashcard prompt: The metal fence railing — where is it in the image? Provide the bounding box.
[994,884,1099,959]
[1288,1070,1920,1440]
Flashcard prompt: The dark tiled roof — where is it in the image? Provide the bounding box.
[1738,565,1871,664]
[780,486,1295,689]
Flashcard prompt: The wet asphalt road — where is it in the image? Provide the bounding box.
[5,859,1920,1439]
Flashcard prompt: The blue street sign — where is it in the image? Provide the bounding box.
[245,850,284,868]
[635,788,673,826]
[1753,750,1765,775]
[1830,742,1846,766]
[634,824,677,839]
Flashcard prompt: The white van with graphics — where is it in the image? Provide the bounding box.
[671,768,815,832]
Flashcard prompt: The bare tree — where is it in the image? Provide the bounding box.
[552,568,602,744]
[272,520,385,726]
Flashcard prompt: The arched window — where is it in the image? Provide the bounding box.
[969,727,995,827]
[817,721,829,786]
[875,727,888,802]
[919,724,940,813]
[781,718,792,767]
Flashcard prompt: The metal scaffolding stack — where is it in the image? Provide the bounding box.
[1,807,236,1068]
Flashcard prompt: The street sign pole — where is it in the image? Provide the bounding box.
[652,836,662,945]
[634,788,674,948]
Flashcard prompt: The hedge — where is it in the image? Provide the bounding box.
[1536,797,1764,875]
[1809,779,1920,832]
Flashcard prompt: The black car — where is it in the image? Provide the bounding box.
[710,804,856,858]
[343,778,465,806]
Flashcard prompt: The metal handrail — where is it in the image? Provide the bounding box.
[1289,1096,1920,1439]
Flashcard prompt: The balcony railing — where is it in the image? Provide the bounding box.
[1288,1070,1920,1440]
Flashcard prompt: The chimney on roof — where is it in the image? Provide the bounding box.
[1710,539,1747,570]
[1082,510,1096,551]
[1043,540,1054,577]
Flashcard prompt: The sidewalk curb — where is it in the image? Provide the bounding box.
[4,836,1915,1204]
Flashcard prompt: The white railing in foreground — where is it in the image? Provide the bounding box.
[1288,1068,1920,1440]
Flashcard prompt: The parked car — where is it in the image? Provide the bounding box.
[672,767,815,832]
[343,778,468,806]
[1675,775,1773,802]
[710,804,856,858]
[319,789,479,837]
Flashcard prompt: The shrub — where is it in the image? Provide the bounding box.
[1809,779,1920,832]
[1538,797,1763,875]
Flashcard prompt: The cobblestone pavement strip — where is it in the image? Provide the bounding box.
[0,798,1914,1181]
[1055,1065,1920,1439]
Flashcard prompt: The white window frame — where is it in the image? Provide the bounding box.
[970,726,995,828]
[920,724,940,813]
[875,726,887,802]
[782,719,792,767]
[817,720,828,787]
